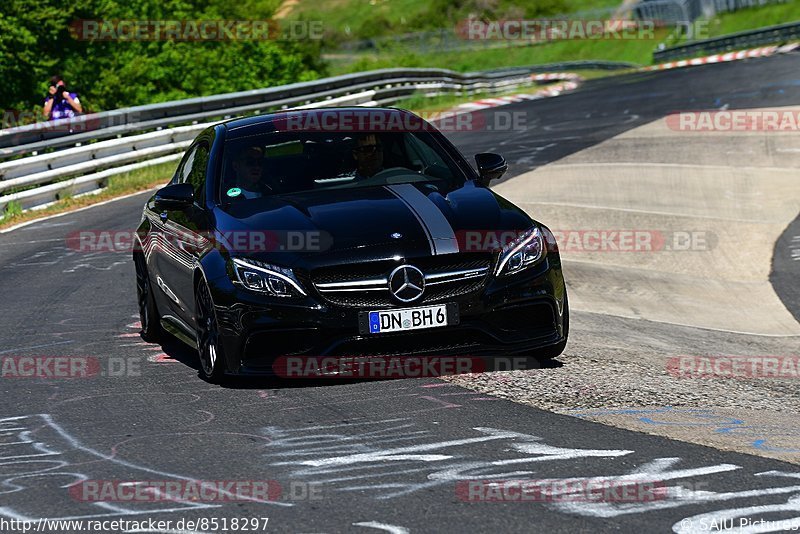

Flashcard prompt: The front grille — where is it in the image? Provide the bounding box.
[310,253,492,308]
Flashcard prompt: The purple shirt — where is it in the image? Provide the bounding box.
[44,92,80,121]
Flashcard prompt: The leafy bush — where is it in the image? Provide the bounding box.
[0,0,326,114]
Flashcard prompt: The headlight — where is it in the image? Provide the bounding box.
[232,258,307,298]
[495,227,544,276]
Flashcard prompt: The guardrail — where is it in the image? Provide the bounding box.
[0,62,635,159]
[0,62,635,214]
[0,68,542,154]
[653,20,800,62]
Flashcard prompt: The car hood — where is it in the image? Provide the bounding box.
[212,181,534,269]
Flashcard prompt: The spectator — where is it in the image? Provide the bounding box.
[43,75,83,121]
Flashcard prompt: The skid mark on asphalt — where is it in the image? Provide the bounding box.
[2,246,128,275]
[417,389,500,409]
[0,340,74,355]
[418,396,460,409]
[257,415,800,530]
[119,320,173,363]
[262,417,634,499]
[0,414,291,523]
[252,384,499,410]
[49,392,203,409]
[107,431,271,461]
[64,261,128,273]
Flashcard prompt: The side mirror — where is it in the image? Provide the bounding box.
[154,183,194,211]
[474,153,507,187]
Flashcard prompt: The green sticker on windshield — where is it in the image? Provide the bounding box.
[226,187,242,197]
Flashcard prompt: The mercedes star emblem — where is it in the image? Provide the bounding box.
[388,265,425,303]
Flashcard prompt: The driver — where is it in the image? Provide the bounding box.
[352,134,384,179]
[231,146,270,199]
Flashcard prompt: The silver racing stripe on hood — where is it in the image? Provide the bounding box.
[384,184,459,255]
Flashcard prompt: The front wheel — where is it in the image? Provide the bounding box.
[195,280,227,383]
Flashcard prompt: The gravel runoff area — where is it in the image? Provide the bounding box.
[441,309,800,463]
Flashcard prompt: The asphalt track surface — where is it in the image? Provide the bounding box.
[1,53,800,533]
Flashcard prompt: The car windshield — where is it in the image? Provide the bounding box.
[219,130,466,202]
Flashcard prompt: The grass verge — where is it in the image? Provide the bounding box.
[326,28,672,75]
[324,3,800,75]
[284,0,621,42]
[705,2,800,38]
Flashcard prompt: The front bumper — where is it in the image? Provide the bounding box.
[209,257,567,375]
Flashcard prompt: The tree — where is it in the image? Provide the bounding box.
[0,0,325,118]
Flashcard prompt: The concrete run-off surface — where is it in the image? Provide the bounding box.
[494,108,800,337]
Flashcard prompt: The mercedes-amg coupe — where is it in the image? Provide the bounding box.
[133,108,568,381]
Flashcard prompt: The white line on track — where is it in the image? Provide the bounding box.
[0,187,158,235]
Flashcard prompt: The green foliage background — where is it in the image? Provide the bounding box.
[289,0,596,45]
[2,0,796,121]
[0,0,326,117]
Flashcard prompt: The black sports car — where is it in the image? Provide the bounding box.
[133,108,568,381]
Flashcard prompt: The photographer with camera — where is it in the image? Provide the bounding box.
[42,75,83,121]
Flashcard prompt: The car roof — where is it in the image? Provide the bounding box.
[220,107,422,140]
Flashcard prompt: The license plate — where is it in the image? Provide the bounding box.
[359,303,459,335]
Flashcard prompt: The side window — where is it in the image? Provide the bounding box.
[170,145,197,185]
[187,142,209,201]
[180,146,197,183]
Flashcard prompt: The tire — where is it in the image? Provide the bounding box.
[135,253,163,343]
[195,280,227,383]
